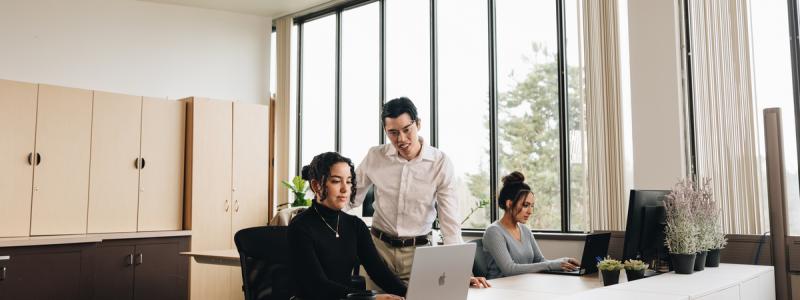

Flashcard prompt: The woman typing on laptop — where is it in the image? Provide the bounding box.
[482,172,581,279]
[288,152,406,300]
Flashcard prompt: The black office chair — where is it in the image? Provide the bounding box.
[234,226,292,300]
[469,238,490,277]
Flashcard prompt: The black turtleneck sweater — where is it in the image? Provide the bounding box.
[288,202,407,300]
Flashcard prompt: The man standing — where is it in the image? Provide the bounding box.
[347,97,489,288]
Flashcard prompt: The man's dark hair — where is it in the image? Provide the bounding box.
[301,152,357,204]
[381,97,418,125]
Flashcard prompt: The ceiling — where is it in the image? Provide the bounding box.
[139,0,336,18]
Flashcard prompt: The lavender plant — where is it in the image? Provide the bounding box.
[692,178,717,251]
[664,179,699,254]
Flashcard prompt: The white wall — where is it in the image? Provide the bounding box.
[0,0,271,104]
[627,0,688,189]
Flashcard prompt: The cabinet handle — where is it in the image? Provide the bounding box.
[1,267,6,280]
[27,153,33,165]
[134,158,140,169]
[35,153,41,166]
[126,254,134,266]
[234,200,239,212]
[135,253,143,265]
[141,158,146,169]
[225,200,230,212]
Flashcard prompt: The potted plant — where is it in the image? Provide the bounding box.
[691,178,718,271]
[664,179,699,274]
[597,257,623,286]
[281,175,311,207]
[706,217,727,267]
[702,178,727,267]
[623,259,648,281]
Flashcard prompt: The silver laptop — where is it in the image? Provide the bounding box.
[405,243,476,300]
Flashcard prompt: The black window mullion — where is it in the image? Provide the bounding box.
[556,0,570,233]
[296,23,304,176]
[335,11,342,153]
[430,0,438,147]
[488,0,499,223]
[379,0,387,145]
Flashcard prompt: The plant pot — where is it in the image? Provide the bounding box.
[671,253,696,274]
[706,248,721,267]
[600,269,620,286]
[625,268,645,281]
[694,251,707,271]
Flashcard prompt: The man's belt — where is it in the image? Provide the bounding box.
[370,228,429,248]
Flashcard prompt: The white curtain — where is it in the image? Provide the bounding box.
[689,0,764,234]
[583,0,627,231]
[273,17,293,212]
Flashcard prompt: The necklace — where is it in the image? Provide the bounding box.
[313,205,340,238]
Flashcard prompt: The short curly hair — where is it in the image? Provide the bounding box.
[301,152,357,204]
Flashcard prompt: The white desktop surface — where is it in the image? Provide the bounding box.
[481,272,603,294]
[608,264,775,299]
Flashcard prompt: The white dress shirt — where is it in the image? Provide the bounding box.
[347,139,464,245]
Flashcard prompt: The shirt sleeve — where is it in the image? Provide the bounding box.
[355,220,408,296]
[436,155,464,245]
[483,225,554,276]
[529,232,567,271]
[346,149,373,212]
[288,222,358,299]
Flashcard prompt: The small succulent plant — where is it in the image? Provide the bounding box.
[597,258,623,271]
[623,259,648,271]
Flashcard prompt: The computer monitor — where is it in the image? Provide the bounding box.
[622,190,670,267]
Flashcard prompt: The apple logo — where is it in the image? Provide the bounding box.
[438,272,446,286]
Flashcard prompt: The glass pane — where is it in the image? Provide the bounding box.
[750,1,798,234]
[437,0,490,229]
[342,3,380,167]
[496,0,561,230]
[300,15,337,167]
[386,0,431,140]
[566,0,587,232]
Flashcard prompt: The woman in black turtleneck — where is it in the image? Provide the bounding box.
[288,152,406,300]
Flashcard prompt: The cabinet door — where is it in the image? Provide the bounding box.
[232,103,269,235]
[134,243,181,300]
[0,80,37,237]
[1,247,88,300]
[138,98,185,231]
[93,245,136,300]
[88,91,142,233]
[30,84,93,235]
[188,98,233,300]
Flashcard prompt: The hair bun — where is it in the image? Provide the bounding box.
[502,171,525,185]
[301,165,312,181]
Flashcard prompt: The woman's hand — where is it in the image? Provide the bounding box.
[376,294,404,300]
[469,276,491,288]
[560,257,580,271]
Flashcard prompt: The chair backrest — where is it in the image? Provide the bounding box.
[469,238,489,277]
[234,226,292,300]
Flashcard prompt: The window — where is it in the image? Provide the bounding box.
[495,0,561,230]
[341,3,381,167]
[300,15,337,167]
[385,0,431,140]
[292,0,585,232]
[437,0,490,229]
[751,1,798,234]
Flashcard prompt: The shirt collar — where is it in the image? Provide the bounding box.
[384,137,435,162]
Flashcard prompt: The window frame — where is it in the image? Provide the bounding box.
[292,0,580,233]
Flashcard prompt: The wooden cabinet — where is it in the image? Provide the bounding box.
[88,91,143,233]
[0,243,93,300]
[0,236,188,300]
[30,84,94,236]
[0,80,37,237]
[138,98,186,232]
[185,98,269,300]
[87,93,185,233]
[92,237,189,300]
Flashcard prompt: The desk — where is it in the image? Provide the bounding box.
[181,249,239,267]
[182,251,773,300]
[467,264,774,300]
